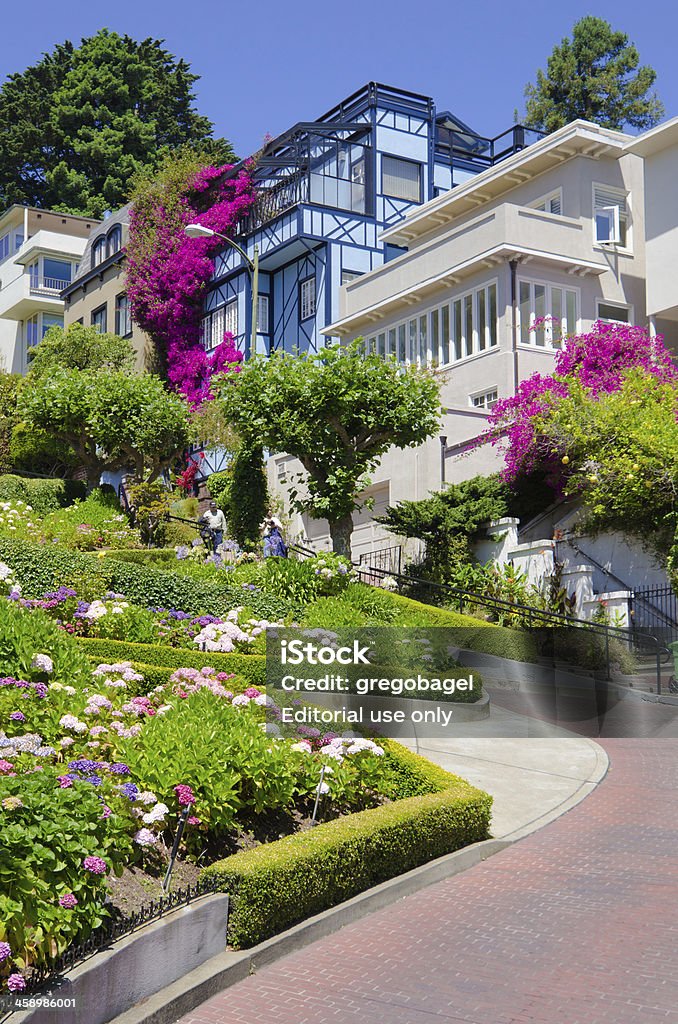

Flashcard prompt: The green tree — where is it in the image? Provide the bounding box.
[208,444,269,551]
[18,369,191,489]
[214,342,441,556]
[27,323,136,377]
[524,16,663,132]
[0,29,235,216]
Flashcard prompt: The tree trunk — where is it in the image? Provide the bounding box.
[328,514,354,558]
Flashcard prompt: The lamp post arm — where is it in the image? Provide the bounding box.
[213,231,254,273]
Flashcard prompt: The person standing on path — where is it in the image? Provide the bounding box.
[268,517,288,558]
[199,501,227,552]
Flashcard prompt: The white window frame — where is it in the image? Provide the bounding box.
[517,278,580,348]
[470,388,498,410]
[362,278,498,370]
[202,299,238,351]
[256,294,269,333]
[341,269,361,286]
[528,188,563,216]
[593,183,630,251]
[596,300,633,325]
[300,276,316,321]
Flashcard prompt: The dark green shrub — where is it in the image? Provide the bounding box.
[208,445,268,550]
[104,548,178,567]
[0,474,86,515]
[203,751,491,948]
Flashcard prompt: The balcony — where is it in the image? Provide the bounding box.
[0,272,67,320]
[329,203,607,335]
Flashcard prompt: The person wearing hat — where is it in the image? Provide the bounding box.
[199,501,227,552]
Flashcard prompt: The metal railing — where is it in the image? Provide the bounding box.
[631,584,678,633]
[29,276,70,293]
[359,545,402,576]
[10,877,219,1001]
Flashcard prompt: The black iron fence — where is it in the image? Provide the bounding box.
[358,545,402,576]
[630,585,678,634]
[15,877,219,999]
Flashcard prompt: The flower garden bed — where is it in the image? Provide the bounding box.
[0,528,504,995]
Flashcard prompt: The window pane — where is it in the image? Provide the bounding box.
[488,284,497,346]
[597,302,629,323]
[377,332,386,358]
[41,313,63,338]
[398,324,406,363]
[519,282,531,344]
[257,295,269,332]
[408,320,417,364]
[551,288,562,344]
[534,284,546,346]
[382,156,421,202]
[463,294,473,357]
[387,328,396,358]
[441,305,450,365]
[418,316,427,366]
[453,300,461,361]
[430,309,439,365]
[477,288,487,351]
[566,291,577,335]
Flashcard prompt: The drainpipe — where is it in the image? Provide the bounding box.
[509,259,519,395]
[439,435,447,484]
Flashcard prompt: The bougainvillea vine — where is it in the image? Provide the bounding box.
[480,321,678,486]
[125,153,255,405]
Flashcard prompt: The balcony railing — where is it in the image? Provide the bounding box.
[29,276,70,295]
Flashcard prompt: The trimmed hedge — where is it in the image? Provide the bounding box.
[75,636,266,686]
[203,743,491,949]
[103,548,179,567]
[0,474,86,515]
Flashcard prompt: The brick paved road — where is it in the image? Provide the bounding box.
[175,741,678,1024]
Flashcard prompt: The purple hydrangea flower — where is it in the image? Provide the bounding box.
[83,856,107,875]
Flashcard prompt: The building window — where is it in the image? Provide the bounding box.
[256,294,269,333]
[41,313,63,337]
[115,293,132,336]
[593,184,628,247]
[300,276,316,321]
[518,279,578,347]
[201,300,238,350]
[92,237,106,267]
[381,156,422,203]
[529,189,562,215]
[0,234,9,262]
[107,225,123,258]
[43,258,72,288]
[364,281,498,369]
[27,261,39,289]
[471,389,498,409]
[341,269,361,285]
[25,315,39,348]
[91,305,107,333]
[597,301,631,324]
[14,231,24,251]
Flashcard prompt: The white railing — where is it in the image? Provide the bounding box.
[29,276,70,294]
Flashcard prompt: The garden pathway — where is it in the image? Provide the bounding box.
[175,740,678,1024]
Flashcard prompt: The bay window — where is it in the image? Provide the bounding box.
[518,279,578,347]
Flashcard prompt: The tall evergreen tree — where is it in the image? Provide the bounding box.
[524,17,663,133]
[0,29,234,216]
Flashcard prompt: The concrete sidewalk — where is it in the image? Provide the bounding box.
[404,736,607,839]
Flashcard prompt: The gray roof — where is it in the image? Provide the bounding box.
[68,202,131,290]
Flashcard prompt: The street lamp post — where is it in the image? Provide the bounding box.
[184,224,259,355]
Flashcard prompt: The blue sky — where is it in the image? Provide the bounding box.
[2,0,677,157]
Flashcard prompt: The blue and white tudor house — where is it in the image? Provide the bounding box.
[199,82,542,360]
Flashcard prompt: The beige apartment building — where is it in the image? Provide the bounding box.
[268,118,663,562]
[0,206,97,374]
[62,204,151,370]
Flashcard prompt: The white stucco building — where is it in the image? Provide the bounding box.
[0,206,97,375]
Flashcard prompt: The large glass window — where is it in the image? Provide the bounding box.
[381,156,422,203]
[43,258,72,287]
[115,293,132,337]
[257,294,269,333]
[92,237,106,267]
[202,301,238,350]
[25,315,39,348]
[107,225,123,258]
[363,282,498,369]
[0,234,9,262]
[518,279,578,346]
[41,313,63,337]
[91,305,107,333]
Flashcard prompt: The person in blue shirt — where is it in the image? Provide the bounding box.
[265,517,287,558]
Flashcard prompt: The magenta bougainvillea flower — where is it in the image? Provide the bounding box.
[126,162,255,405]
[480,323,678,486]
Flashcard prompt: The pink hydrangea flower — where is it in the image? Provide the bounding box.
[83,856,107,875]
[59,893,78,909]
[174,783,195,806]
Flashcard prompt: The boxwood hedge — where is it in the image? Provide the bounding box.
[203,742,491,949]
[74,637,266,686]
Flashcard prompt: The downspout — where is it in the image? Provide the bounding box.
[509,259,519,394]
